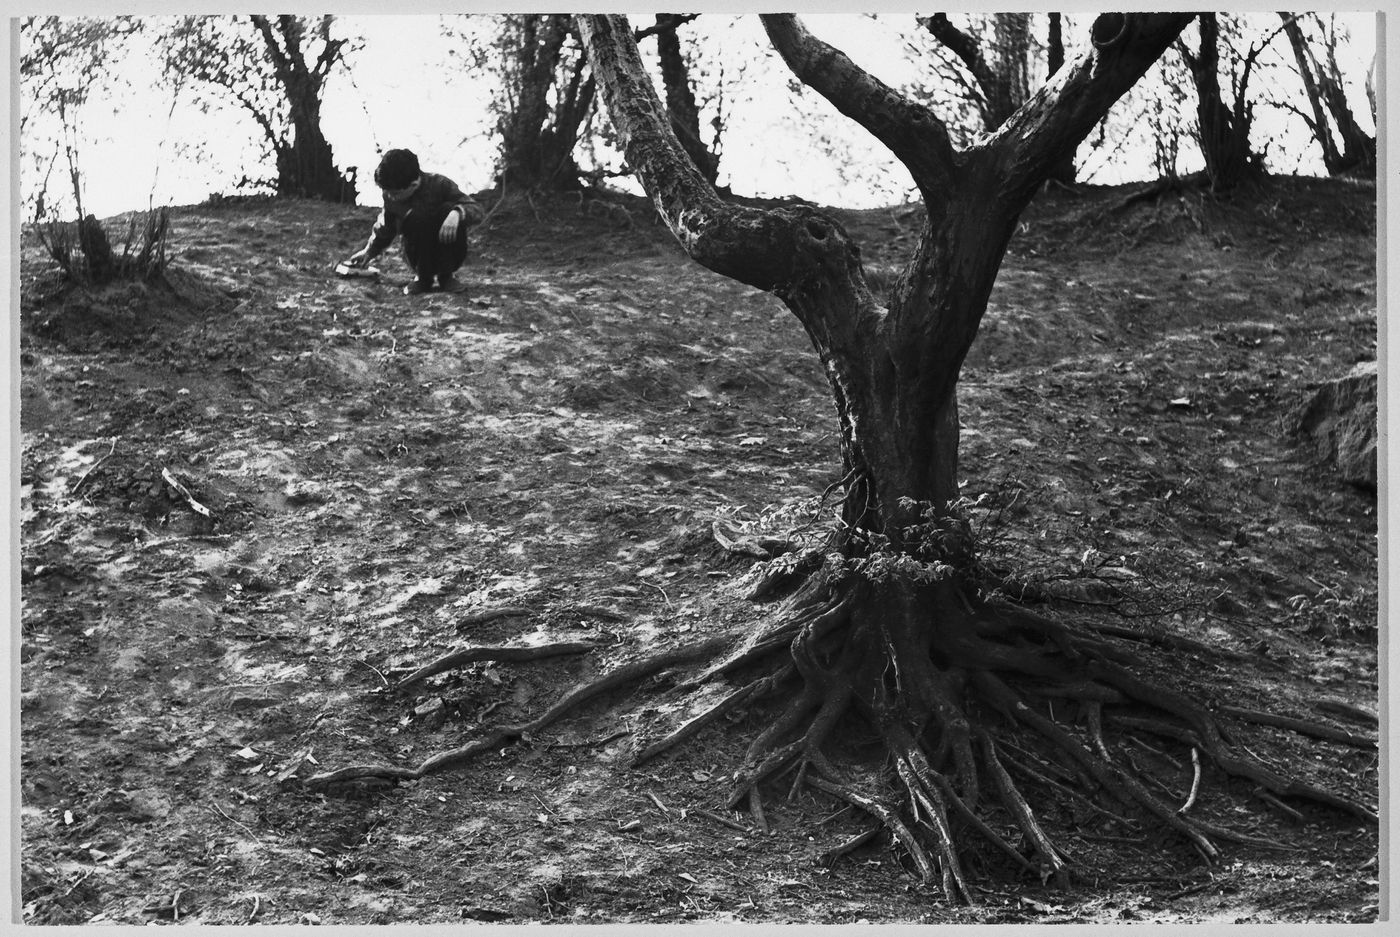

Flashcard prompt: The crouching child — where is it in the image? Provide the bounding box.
[346,148,484,295]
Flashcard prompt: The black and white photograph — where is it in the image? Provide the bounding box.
[11,8,1385,925]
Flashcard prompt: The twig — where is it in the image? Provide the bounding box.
[161,467,212,517]
[209,800,262,844]
[640,579,672,607]
[352,658,390,687]
[646,790,671,817]
[71,438,117,494]
[246,896,262,925]
[1178,747,1202,815]
[691,807,747,832]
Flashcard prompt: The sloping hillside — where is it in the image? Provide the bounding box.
[18,177,1378,924]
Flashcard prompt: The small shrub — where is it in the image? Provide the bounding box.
[35,207,171,284]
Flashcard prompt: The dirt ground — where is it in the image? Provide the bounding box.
[17,176,1379,924]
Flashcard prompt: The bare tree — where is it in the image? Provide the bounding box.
[20,16,144,219]
[159,15,358,202]
[308,13,1372,898]
[1176,14,1263,189]
[493,14,594,189]
[1279,13,1375,178]
[21,17,171,282]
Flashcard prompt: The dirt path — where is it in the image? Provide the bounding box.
[19,180,1378,923]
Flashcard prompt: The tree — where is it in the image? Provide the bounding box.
[20,16,144,219]
[1044,13,1075,186]
[917,13,1034,133]
[21,17,171,283]
[308,13,1373,899]
[1176,14,1263,190]
[641,14,722,187]
[1279,13,1375,178]
[493,14,594,189]
[159,15,358,202]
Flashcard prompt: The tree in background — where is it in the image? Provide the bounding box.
[1279,13,1375,178]
[21,16,171,282]
[159,15,359,202]
[1176,14,1263,190]
[492,14,594,190]
[20,16,144,220]
[906,13,1077,186]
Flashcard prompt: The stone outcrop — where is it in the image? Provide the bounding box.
[1290,360,1378,492]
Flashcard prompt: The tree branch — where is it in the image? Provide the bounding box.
[759,13,958,198]
[249,16,290,80]
[633,13,700,44]
[988,13,1196,201]
[576,14,803,293]
[918,14,997,100]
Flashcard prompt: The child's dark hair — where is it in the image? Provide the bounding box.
[374,149,421,189]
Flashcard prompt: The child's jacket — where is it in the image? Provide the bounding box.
[365,172,484,252]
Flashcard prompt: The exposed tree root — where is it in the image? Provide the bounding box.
[390,640,596,693]
[304,632,732,790]
[305,560,1375,903]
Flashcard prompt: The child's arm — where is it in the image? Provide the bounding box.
[349,209,399,264]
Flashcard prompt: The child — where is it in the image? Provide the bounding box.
[346,148,484,295]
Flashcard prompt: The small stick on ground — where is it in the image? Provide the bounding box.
[1178,747,1202,815]
[691,807,747,832]
[71,438,118,495]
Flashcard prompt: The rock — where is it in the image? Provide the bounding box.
[1290,361,1377,492]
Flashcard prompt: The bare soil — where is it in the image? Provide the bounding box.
[18,177,1378,924]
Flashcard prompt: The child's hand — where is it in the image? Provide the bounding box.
[439,211,460,244]
[347,248,370,267]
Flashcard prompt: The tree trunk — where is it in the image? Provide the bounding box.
[251,15,355,202]
[497,14,585,189]
[281,95,349,201]
[1281,14,1375,178]
[654,14,721,186]
[1044,13,1076,187]
[1184,15,1258,191]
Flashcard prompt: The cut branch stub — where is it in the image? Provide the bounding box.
[1090,13,1131,49]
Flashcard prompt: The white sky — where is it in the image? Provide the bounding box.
[14,12,1381,218]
